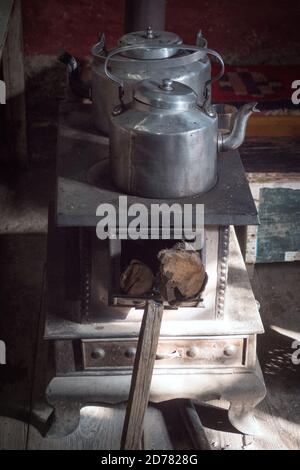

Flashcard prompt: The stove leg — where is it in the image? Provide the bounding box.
[224,362,266,436]
[45,397,82,438]
[228,403,261,436]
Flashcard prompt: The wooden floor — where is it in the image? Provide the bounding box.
[0,395,298,450]
[0,220,299,449]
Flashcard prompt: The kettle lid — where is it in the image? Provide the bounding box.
[134,79,197,111]
[118,27,182,59]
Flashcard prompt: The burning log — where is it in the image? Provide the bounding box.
[158,245,207,306]
[120,259,154,296]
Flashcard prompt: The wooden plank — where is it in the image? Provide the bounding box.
[248,173,300,185]
[0,0,13,60]
[178,400,211,450]
[121,301,164,450]
[247,115,300,138]
[241,137,300,174]
[2,0,28,166]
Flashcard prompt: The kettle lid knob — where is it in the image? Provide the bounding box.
[160,78,174,91]
[145,26,155,39]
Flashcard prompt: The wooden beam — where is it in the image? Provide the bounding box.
[178,399,212,450]
[121,300,164,450]
[0,0,13,61]
[2,0,28,166]
[247,115,300,138]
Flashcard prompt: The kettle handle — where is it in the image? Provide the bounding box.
[103,44,225,104]
[91,33,106,57]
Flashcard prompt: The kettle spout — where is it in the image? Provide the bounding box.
[218,102,259,152]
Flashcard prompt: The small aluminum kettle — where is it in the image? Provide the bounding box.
[105,53,258,199]
[91,34,221,134]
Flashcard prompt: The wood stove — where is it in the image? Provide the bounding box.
[43,101,266,438]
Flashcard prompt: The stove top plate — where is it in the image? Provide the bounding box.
[56,101,258,227]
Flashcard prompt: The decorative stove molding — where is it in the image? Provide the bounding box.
[216,226,230,319]
[80,229,92,321]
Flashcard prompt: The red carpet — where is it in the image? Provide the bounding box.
[212,65,300,110]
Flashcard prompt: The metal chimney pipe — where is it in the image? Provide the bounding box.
[124,0,166,33]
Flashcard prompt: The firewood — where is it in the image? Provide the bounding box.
[120,259,154,296]
[158,247,207,305]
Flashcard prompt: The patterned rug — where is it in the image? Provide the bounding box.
[212,65,300,112]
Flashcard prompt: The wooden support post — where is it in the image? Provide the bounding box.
[121,300,164,450]
[2,0,28,166]
[0,0,13,59]
[178,400,212,450]
[109,238,122,298]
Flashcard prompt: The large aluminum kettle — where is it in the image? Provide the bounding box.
[91,28,219,135]
[105,52,258,199]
